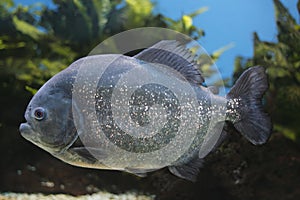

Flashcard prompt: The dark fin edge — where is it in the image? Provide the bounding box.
[134,40,205,85]
[227,66,272,145]
[168,157,204,182]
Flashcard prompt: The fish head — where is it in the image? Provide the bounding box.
[19,73,78,155]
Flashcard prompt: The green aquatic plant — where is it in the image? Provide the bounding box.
[234,0,300,142]
[0,0,228,129]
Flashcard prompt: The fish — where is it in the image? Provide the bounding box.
[19,40,272,181]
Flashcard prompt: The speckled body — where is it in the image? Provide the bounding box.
[74,55,230,167]
[19,41,271,181]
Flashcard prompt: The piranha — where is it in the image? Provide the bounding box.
[19,40,272,181]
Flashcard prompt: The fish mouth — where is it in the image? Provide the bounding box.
[19,123,35,140]
[19,122,43,146]
[19,122,64,152]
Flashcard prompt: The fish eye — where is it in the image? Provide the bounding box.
[32,107,46,121]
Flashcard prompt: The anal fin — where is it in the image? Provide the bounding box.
[168,157,204,182]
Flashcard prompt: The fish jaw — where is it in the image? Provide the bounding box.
[19,122,46,150]
[19,122,63,154]
[19,122,37,142]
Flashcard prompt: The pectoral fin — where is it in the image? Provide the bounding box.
[66,147,109,168]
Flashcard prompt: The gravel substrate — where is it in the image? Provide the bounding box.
[0,192,154,200]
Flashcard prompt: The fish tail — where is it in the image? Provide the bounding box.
[226,66,272,145]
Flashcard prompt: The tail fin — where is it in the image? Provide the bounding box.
[226,66,272,145]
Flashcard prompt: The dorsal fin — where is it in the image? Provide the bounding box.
[208,86,219,94]
[134,40,205,85]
